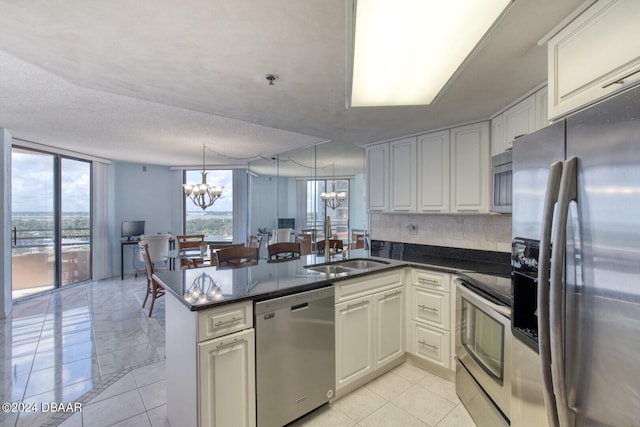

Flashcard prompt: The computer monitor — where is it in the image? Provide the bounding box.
[277,218,295,229]
[121,220,145,241]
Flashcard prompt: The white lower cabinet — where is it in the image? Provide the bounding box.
[373,287,405,369]
[410,321,450,369]
[166,297,255,427]
[335,270,405,392]
[407,269,455,373]
[198,329,256,427]
[336,296,374,387]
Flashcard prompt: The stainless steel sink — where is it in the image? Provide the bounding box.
[304,258,390,275]
[336,259,389,269]
[305,264,353,275]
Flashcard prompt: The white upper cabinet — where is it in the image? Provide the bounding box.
[547,0,640,119]
[418,130,450,213]
[503,94,536,149]
[535,86,549,129]
[366,143,389,211]
[390,137,417,212]
[450,122,490,212]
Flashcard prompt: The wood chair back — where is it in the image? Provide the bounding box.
[317,239,344,255]
[216,246,259,268]
[350,229,368,249]
[268,242,301,261]
[139,243,165,317]
[207,242,244,266]
[295,234,312,255]
[176,234,205,267]
[351,234,366,249]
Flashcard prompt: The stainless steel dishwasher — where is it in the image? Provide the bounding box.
[255,286,335,427]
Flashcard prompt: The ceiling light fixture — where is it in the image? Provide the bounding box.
[321,163,347,210]
[349,0,512,107]
[182,143,224,210]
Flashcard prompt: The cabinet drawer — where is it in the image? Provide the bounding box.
[198,301,253,342]
[335,270,404,303]
[410,322,450,369]
[411,287,450,330]
[413,270,451,292]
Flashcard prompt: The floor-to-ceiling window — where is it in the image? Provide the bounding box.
[306,179,349,237]
[11,147,92,299]
[184,169,234,241]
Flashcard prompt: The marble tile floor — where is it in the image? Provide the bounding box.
[1,275,476,427]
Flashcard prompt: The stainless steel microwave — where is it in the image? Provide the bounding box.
[492,150,512,213]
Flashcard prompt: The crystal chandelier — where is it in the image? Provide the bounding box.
[321,163,346,210]
[183,143,224,210]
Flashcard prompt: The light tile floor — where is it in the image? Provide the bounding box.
[1,275,476,427]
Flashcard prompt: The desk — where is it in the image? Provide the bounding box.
[121,238,175,280]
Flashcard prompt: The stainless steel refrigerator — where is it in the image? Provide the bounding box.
[511,84,640,427]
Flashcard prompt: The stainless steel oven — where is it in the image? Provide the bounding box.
[455,279,511,427]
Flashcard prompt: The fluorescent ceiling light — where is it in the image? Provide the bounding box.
[350,0,512,107]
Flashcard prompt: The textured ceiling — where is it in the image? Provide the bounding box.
[0,0,583,167]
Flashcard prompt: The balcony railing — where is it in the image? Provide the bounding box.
[12,227,91,298]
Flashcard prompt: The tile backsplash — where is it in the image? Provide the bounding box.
[370,213,512,253]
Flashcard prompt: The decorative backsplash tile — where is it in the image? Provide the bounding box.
[370,213,511,253]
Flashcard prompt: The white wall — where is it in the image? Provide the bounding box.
[370,213,511,253]
[112,161,183,277]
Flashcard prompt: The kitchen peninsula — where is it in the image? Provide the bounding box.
[154,247,508,427]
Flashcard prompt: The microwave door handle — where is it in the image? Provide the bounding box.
[550,157,578,427]
[538,160,563,427]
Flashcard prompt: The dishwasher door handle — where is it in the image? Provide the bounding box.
[291,302,309,312]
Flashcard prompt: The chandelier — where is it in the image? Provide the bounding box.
[321,163,346,210]
[183,143,224,210]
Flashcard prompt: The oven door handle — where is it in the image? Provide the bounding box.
[550,157,578,427]
[538,160,563,427]
[454,280,511,318]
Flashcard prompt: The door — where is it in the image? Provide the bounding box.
[373,287,404,369]
[11,148,92,299]
[450,122,490,212]
[418,130,450,212]
[335,295,374,389]
[560,85,640,426]
[366,144,389,211]
[198,329,256,427]
[390,137,416,212]
[511,121,565,241]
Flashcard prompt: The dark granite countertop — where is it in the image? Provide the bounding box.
[154,250,406,311]
[154,245,512,311]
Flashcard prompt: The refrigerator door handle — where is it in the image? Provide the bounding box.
[550,157,578,427]
[537,160,563,427]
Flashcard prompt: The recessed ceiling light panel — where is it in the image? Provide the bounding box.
[350,0,512,107]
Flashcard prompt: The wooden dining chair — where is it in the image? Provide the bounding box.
[139,243,166,317]
[248,235,262,249]
[301,228,317,251]
[351,229,368,249]
[268,242,301,261]
[176,234,205,268]
[295,234,312,256]
[208,242,245,266]
[216,246,259,267]
[317,239,344,255]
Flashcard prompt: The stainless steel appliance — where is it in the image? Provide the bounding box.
[491,149,513,213]
[255,286,335,427]
[511,85,640,426]
[455,273,512,427]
